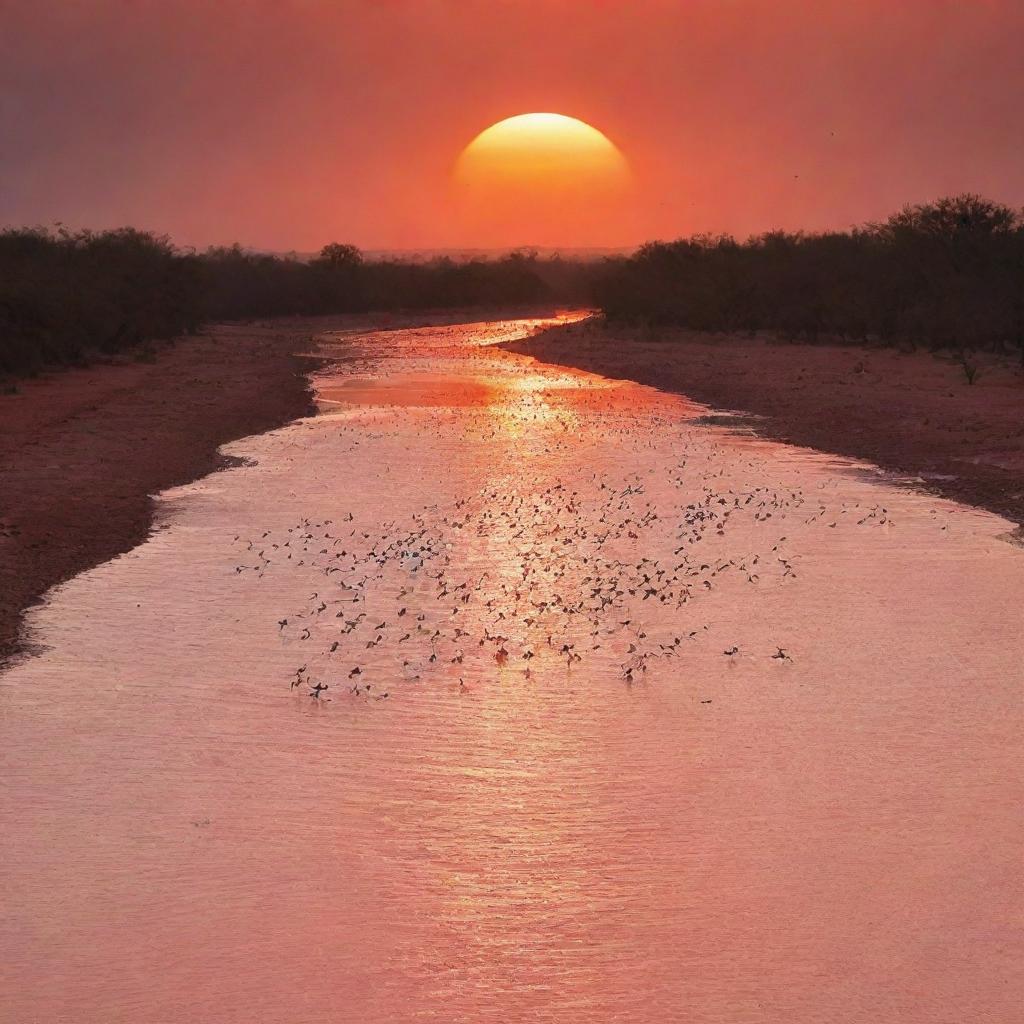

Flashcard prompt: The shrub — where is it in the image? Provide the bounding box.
[594,195,1024,361]
[0,232,569,375]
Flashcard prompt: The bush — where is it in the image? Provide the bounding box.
[0,227,202,374]
[0,230,574,375]
[5,195,1022,376]
[595,194,1024,360]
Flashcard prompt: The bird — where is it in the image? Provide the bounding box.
[253,324,832,712]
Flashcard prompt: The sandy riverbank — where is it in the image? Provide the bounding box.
[0,318,338,666]
[0,307,566,668]
[504,320,1024,526]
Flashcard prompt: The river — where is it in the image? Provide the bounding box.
[2,314,1021,1022]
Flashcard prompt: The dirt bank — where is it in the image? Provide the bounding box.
[505,320,1024,526]
[0,318,344,667]
[0,307,566,669]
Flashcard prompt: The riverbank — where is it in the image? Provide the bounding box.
[0,318,340,667]
[504,320,1024,526]
[0,307,567,669]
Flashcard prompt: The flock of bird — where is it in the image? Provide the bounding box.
[229,335,900,707]
[224,318,908,706]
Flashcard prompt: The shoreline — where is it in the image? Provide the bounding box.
[0,317,340,668]
[504,320,1024,527]
[0,306,562,669]
[6,309,1020,669]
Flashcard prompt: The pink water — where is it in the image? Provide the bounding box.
[2,315,1022,1022]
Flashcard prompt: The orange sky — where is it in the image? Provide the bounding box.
[2,1,1023,251]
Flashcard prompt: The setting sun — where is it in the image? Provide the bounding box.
[456,113,628,188]
[453,113,631,247]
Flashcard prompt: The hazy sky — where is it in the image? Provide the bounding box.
[3,0,1023,250]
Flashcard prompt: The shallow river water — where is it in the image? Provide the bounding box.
[2,315,1022,1023]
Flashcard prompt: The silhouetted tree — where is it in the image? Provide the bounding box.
[0,230,565,375]
[595,194,1024,361]
[6,196,1021,377]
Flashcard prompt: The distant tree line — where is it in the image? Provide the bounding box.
[595,195,1024,361]
[0,227,203,375]
[0,227,590,375]
[3,195,1023,376]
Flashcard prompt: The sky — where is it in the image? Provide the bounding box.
[2,0,1023,251]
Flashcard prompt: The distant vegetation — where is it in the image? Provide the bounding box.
[0,227,203,376]
[0,228,589,375]
[595,195,1024,362]
[2,194,1022,376]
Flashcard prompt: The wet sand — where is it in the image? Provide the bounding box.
[2,314,1023,1022]
[505,320,1024,526]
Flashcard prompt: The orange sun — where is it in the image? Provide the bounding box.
[453,113,631,247]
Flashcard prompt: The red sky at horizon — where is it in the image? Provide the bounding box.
[2,1,1023,251]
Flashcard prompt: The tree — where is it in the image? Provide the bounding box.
[314,243,363,269]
